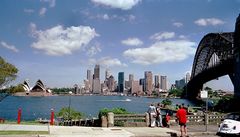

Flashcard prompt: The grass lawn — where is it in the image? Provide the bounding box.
[0,130,49,135]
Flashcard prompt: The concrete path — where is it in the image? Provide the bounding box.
[0,124,49,132]
[0,124,219,137]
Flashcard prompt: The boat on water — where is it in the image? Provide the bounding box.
[125,98,131,101]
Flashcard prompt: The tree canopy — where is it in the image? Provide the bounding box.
[0,56,18,88]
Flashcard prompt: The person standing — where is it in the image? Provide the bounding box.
[176,104,187,137]
[148,103,157,127]
[156,103,162,127]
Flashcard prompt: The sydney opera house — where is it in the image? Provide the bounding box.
[22,79,52,96]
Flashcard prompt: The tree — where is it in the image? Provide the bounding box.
[161,99,172,106]
[0,56,18,88]
[168,88,183,97]
[56,107,84,120]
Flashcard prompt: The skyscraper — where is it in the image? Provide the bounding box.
[87,69,92,91]
[105,68,110,80]
[94,64,100,79]
[185,72,191,83]
[93,64,101,94]
[161,76,167,91]
[154,75,160,88]
[118,72,124,93]
[144,71,153,95]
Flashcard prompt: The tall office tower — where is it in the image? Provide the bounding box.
[185,72,191,83]
[94,64,100,79]
[87,69,92,91]
[108,75,115,92]
[118,72,124,93]
[154,75,160,88]
[160,76,167,91]
[139,78,145,92]
[129,74,134,82]
[93,64,101,93]
[93,79,101,94]
[105,68,110,80]
[144,71,153,95]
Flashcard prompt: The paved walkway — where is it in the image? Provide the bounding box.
[0,124,219,137]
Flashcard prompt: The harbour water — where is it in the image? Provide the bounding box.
[0,95,193,120]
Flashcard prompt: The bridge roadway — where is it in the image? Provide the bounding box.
[0,124,219,137]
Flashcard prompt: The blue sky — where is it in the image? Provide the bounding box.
[0,0,239,90]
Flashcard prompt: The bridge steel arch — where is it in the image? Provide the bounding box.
[186,32,236,99]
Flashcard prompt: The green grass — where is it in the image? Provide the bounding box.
[0,130,49,135]
[2,120,46,125]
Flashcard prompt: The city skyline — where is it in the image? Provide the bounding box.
[0,0,239,90]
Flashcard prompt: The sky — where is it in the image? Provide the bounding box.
[0,0,239,90]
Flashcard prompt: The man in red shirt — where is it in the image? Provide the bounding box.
[176,104,187,137]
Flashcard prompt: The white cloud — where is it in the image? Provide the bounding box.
[103,14,110,20]
[1,41,19,53]
[40,0,56,7]
[150,32,175,41]
[194,18,224,26]
[30,23,98,56]
[88,57,127,67]
[86,43,102,56]
[121,37,143,46]
[123,40,196,65]
[91,0,141,10]
[173,22,183,27]
[24,9,34,14]
[39,7,47,16]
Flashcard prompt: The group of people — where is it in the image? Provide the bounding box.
[147,103,170,128]
[148,103,188,137]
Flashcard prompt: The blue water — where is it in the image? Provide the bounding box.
[0,95,193,120]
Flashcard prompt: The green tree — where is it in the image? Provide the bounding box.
[161,99,172,106]
[168,88,183,97]
[0,56,18,88]
[56,107,84,120]
[9,84,25,93]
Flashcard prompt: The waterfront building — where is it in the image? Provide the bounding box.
[186,72,191,83]
[105,68,110,80]
[22,79,52,96]
[93,78,101,94]
[131,80,143,95]
[139,78,145,93]
[144,71,153,95]
[154,75,160,88]
[118,72,124,93]
[175,78,186,89]
[87,69,92,92]
[108,75,115,92]
[160,76,167,91]
[92,65,101,93]
[94,64,100,79]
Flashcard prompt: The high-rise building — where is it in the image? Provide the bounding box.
[154,75,160,88]
[144,71,153,95]
[129,74,134,82]
[87,69,92,91]
[161,76,167,91]
[139,78,145,92]
[108,75,115,92]
[175,78,186,89]
[185,72,191,83]
[93,78,101,94]
[105,68,110,80]
[118,72,124,93]
[93,64,101,93]
[94,64,100,79]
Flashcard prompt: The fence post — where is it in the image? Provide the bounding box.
[107,112,114,127]
[145,112,150,127]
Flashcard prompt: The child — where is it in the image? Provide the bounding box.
[165,113,170,128]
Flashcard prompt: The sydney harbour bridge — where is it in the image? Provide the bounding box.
[186,14,240,100]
